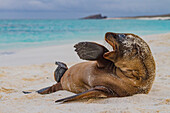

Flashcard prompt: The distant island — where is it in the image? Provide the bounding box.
[81,14,107,19]
[81,13,170,20]
[108,13,170,20]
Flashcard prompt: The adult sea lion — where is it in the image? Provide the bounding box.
[23,32,156,103]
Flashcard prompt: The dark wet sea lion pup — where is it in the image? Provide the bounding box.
[23,32,156,103]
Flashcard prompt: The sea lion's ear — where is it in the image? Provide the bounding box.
[103,51,117,62]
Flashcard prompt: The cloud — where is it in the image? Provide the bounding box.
[0,0,82,11]
[0,0,169,18]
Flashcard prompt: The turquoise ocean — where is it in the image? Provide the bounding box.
[0,19,170,51]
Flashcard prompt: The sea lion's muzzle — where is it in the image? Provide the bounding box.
[105,32,126,51]
[105,32,116,50]
[105,32,126,43]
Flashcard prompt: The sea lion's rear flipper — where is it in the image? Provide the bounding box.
[23,83,63,94]
[55,86,114,103]
[54,61,68,82]
[37,83,63,94]
[23,62,67,95]
[74,42,110,67]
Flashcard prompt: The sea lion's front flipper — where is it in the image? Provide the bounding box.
[74,42,108,60]
[74,42,111,67]
[54,61,68,82]
[23,83,63,94]
[55,86,114,103]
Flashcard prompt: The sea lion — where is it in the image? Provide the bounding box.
[23,32,156,103]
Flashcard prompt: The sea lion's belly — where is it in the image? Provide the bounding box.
[60,61,138,96]
[60,62,96,93]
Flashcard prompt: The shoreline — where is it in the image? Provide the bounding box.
[0,40,107,67]
[107,17,170,20]
[0,32,169,67]
[0,43,81,67]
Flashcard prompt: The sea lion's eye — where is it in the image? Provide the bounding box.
[117,34,126,42]
[118,34,126,38]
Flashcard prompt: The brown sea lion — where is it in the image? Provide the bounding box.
[23,32,156,103]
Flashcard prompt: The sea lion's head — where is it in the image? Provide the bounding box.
[104,32,155,90]
[104,32,150,62]
[104,32,151,62]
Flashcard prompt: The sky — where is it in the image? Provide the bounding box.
[0,0,170,19]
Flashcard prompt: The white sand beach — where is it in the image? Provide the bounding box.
[107,17,170,20]
[0,33,170,113]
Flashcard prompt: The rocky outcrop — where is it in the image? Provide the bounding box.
[81,14,107,19]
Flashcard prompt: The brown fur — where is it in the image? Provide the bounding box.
[33,32,156,103]
[60,32,155,97]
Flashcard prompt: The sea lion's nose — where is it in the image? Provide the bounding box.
[105,32,126,41]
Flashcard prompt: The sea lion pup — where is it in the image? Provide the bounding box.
[23,32,156,103]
